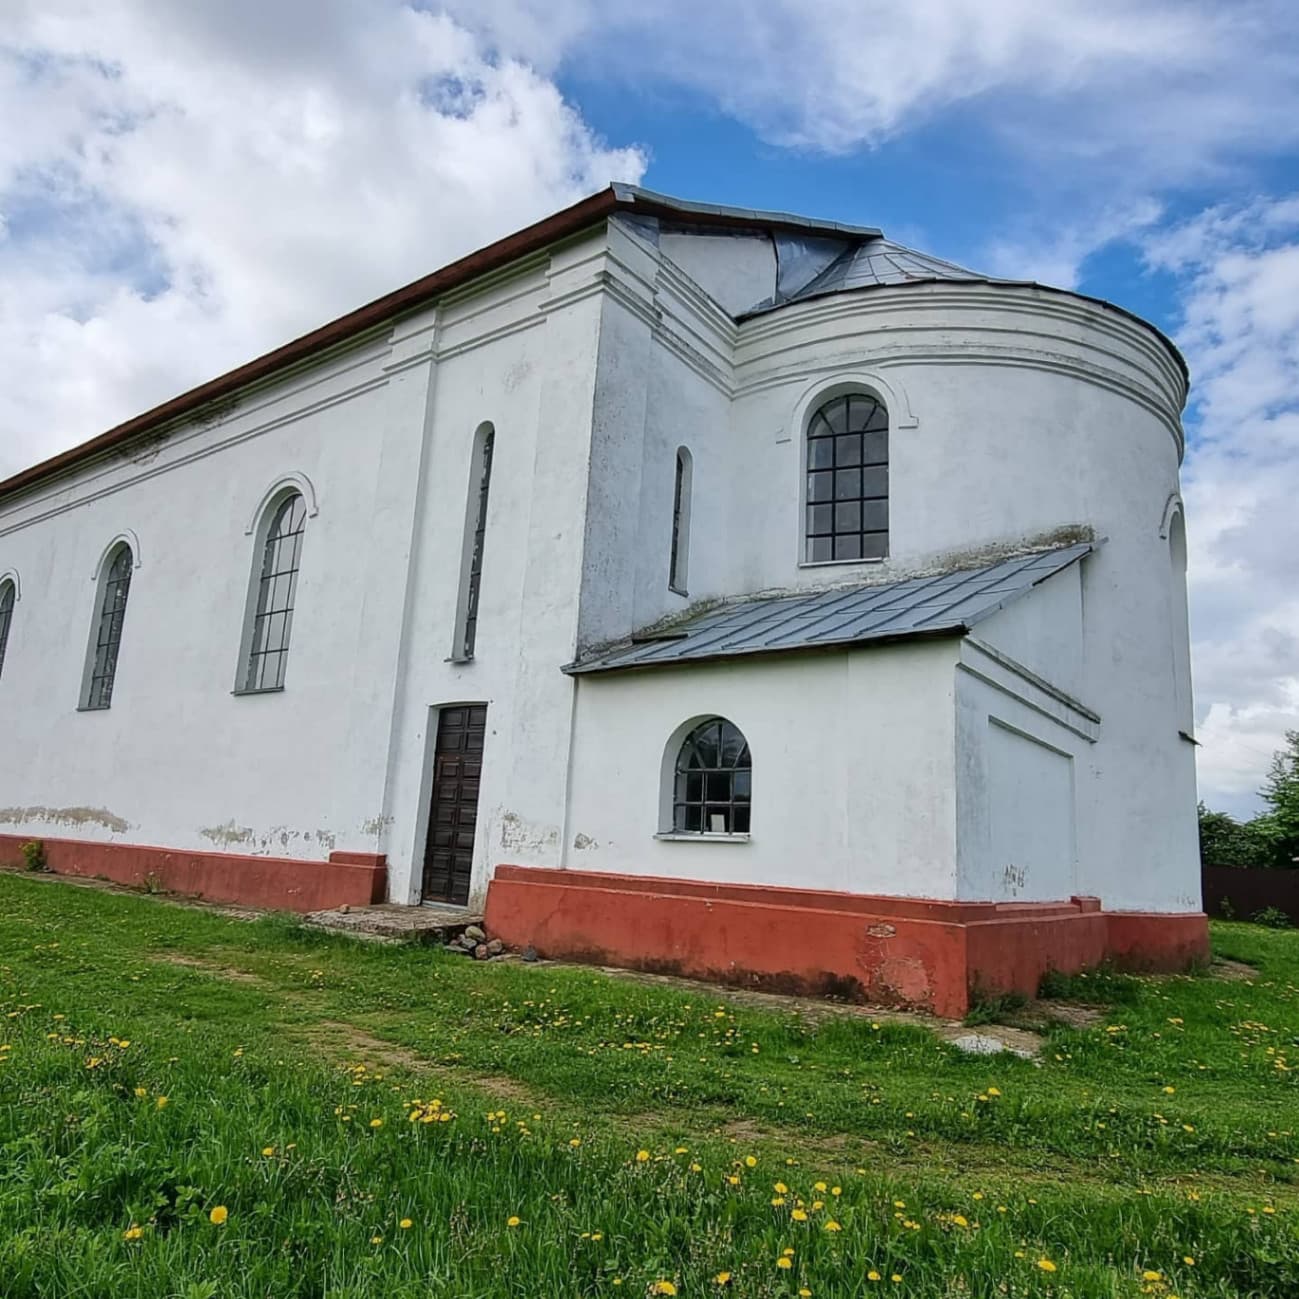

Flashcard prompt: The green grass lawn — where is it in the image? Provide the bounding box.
[0,872,1295,1298]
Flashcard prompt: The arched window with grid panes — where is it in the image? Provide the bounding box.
[241,492,307,692]
[804,392,888,562]
[0,579,14,682]
[672,717,751,835]
[82,544,133,709]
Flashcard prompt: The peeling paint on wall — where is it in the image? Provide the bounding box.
[499,810,559,856]
[573,833,598,850]
[0,805,131,834]
[200,822,336,855]
[200,821,255,848]
[361,815,392,838]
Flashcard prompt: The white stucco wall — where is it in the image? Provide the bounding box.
[564,641,959,897]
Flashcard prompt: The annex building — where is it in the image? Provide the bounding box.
[0,187,1208,1014]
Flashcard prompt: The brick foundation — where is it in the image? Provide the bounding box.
[484,865,1209,1018]
[0,834,386,912]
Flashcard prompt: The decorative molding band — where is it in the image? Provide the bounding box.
[959,638,1101,742]
[244,472,320,536]
[90,530,142,579]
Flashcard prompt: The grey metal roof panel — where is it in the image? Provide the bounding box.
[611,184,883,240]
[566,544,1092,675]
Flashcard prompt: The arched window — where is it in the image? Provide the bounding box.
[1168,507,1194,734]
[84,544,133,709]
[0,580,14,681]
[669,446,692,595]
[673,717,751,834]
[805,392,888,563]
[242,492,307,692]
[452,423,496,661]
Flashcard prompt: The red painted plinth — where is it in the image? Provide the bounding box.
[0,834,386,913]
[485,866,1209,1018]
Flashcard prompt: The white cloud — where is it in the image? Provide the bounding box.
[1142,199,1299,815]
[0,0,644,479]
[451,0,1299,183]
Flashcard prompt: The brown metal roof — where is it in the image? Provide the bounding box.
[0,185,889,506]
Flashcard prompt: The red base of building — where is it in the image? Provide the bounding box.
[485,866,1210,1018]
[0,833,386,913]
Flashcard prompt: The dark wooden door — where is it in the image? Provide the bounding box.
[421,705,486,906]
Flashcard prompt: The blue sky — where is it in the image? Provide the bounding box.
[3,1,1299,816]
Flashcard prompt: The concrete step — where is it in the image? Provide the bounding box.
[305,903,484,946]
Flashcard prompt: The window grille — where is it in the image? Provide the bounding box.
[0,581,13,681]
[86,546,133,709]
[243,493,307,691]
[805,393,889,562]
[673,717,751,834]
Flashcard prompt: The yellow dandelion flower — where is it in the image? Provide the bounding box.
[133,1087,148,1098]
[824,1220,842,1232]
[986,1086,1001,1097]
[745,1155,758,1168]
[1162,1086,1176,1094]
[792,1208,809,1222]
[893,1200,906,1209]
[776,1257,793,1270]
[569,1138,582,1148]
[209,1206,228,1226]
[650,1282,678,1295]
[1183,1257,1195,1266]
[369,1118,383,1128]
[867,1271,881,1282]
[1142,1271,1162,1282]
[1037,1259,1056,1273]
[771,1197,787,1207]
[951,1214,969,1227]
[811,1200,824,1211]
[636,1150,651,1162]
[399,1218,413,1229]
[261,1146,275,1157]
[371,1235,383,1245]
[690,1162,703,1172]
[814,1181,827,1192]
[123,1225,143,1241]
[782,1247,795,1257]
[831,1186,842,1196]
[775,1182,789,1194]
[890,1275,902,1284]
[675,1146,688,1154]
[1263,1206,1276,1215]
[799,1290,812,1297]
[714,1273,732,1286]
[507,1216,521,1228]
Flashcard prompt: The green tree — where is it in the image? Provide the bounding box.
[1258,729,1299,867]
[1197,802,1272,867]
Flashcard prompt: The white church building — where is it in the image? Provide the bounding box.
[0,186,1207,1014]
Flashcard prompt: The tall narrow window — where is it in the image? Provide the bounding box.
[669,447,692,595]
[805,393,889,563]
[0,580,14,681]
[1168,507,1194,734]
[243,492,307,692]
[84,545,133,709]
[453,424,495,661]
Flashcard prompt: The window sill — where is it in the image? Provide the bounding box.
[654,832,751,844]
[75,704,111,713]
[231,686,285,697]
[668,584,688,598]
[799,557,887,569]
[445,655,475,665]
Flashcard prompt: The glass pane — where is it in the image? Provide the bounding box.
[705,806,731,833]
[686,772,703,802]
[835,534,863,560]
[678,803,703,833]
[834,469,862,500]
[862,532,888,559]
[863,499,889,532]
[862,466,888,498]
[807,535,833,562]
[807,471,834,503]
[719,722,746,766]
[705,771,732,800]
[834,501,861,533]
[808,439,835,470]
[807,504,833,536]
[822,397,850,435]
[834,433,862,467]
[733,768,751,798]
[864,400,889,431]
[863,428,888,465]
[732,805,751,834]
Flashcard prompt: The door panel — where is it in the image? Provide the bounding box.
[421,704,486,906]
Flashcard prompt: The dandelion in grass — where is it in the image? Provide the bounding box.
[1037,1259,1056,1273]
[775,1182,789,1194]
[569,1138,582,1148]
[824,1220,842,1232]
[714,1272,732,1285]
[636,1150,650,1162]
[399,1218,412,1229]
[1142,1271,1162,1282]
[1183,1257,1195,1267]
[507,1216,521,1228]
[890,1275,902,1284]
[371,1235,383,1245]
[745,1155,757,1168]
[791,1208,809,1222]
[776,1257,793,1270]
[155,1094,168,1109]
[369,1118,384,1128]
[261,1146,275,1157]
[867,1271,881,1282]
[123,1225,143,1241]
[650,1282,678,1295]
[209,1206,228,1226]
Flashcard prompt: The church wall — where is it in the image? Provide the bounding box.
[562,640,960,898]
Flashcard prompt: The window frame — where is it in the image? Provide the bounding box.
[79,542,134,711]
[450,422,496,663]
[802,390,890,566]
[657,715,753,841]
[0,578,15,682]
[669,446,692,596]
[235,489,308,695]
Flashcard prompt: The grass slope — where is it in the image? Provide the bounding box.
[0,872,1295,1297]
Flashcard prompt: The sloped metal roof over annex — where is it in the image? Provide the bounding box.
[566,543,1093,675]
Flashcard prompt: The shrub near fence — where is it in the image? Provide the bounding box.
[1202,865,1299,925]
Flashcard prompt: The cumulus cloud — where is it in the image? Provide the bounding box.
[0,0,644,478]
[1142,200,1299,813]
[451,0,1299,181]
